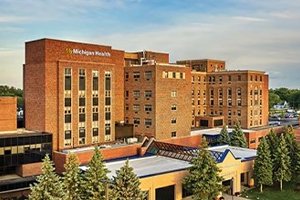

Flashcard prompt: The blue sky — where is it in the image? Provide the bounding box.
[0,0,300,88]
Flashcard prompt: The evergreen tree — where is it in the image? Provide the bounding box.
[183,138,223,200]
[273,134,292,191]
[294,144,300,176]
[82,147,109,200]
[253,137,273,193]
[63,153,84,200]
[110,160,146,200]
[218,125,230,145]
[282,126,299,175]
[266,129,278,162]
[29,154,65,200]
[230,123,247,148]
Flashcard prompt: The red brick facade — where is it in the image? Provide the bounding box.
[0,97,17,131]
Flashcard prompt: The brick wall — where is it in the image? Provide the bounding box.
[16,162,43,177]
[53,143,141,174]
[0,97,17,131]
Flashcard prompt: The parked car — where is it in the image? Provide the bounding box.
[269,121,281,126]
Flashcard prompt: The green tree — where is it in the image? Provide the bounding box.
[29,154,65,200]
[183,138,223,200]
[218,125,230,145]
[269,91,282,109]
[82,147,109,200]
[63,153,84,200]
[266,129,278,161]
[254,137,273,193]
[273,134,292,191]
[230,123,247,148]
[0,85,23,107]
[110,160,146,200]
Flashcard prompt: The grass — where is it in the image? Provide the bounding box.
[242,182,300,200]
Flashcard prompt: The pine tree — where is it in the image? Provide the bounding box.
[183,138,223,200]
[230,123,247,148]
[294,144,300,176]
[110,160,146,200]
[266,129,278,162]
[29,154,65,200]
[63,153,84,200]
[218,125,230,145]
[82,147,109,200]
[254,137,273,193]
[273,134,292,191]
[282,126,299,175]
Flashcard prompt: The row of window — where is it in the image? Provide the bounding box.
[126,71,153,80]
[163,71,185,79]
[64,69,111,91]
[132,118,177,125]
[126,104,177,112]
[125,90,178,98]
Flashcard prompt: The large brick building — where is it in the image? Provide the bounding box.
[124,52,192,139]
[24,38,269,152]
[24,39,125,151]
[177,59,269,129]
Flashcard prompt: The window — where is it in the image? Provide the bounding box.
[191,90,194,96]
[133,72,140,79]
[171,104,177,111]
[92,70,99,91]
[228,110,232,116]
[144,105,152,112]
[238,75,241,81]
[93,98,98,106]
[237,88,242,96]
[228,88,232,97]
[145,119,152,126]
[171,91,177,97]
[105,97,111,106]
[125,90,129,98]
[65,68,72,90]
[105,112,111,120]
[134,118,140,124]
[79,97,85,106]
[172,72,176,78]
[180,73,184,79]
[65,130,71,140]
[65,98,71,107]
[93,113,98,121]
[79,114,85,122]
[250,139,256,144]
[171,131,176,137]
[219,76,223,83]
[210,100,214,106]
[93,128,99,136]
[145,90,152,98]
[133,90,140,98]
[171,118,177,124]
[79,69,85,91]
[237,99,242,106]
[133,104,140,111]
[125,72,129,79]
[228,75,231,82]
[237,110,241,116]
[65,114,71,123]
[145,71,152,79]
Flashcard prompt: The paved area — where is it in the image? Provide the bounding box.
[222,193,249,200]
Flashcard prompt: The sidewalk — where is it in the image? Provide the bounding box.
[222,193,249,200]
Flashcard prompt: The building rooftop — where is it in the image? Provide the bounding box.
[80,141,257,179]
[0,129,51,138]
[190,127,254,136]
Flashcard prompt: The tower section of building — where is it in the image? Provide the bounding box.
[24,39,124,151]
[124,56,192,139]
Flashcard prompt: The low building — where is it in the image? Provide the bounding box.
[0,130,52,199]
[79,140,256,200]
[0,97,17,132]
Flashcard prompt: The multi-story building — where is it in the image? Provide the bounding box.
[24,38,269,152]
[24,38,125,151]
[124,52,192,139]
[177,59,269,129]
